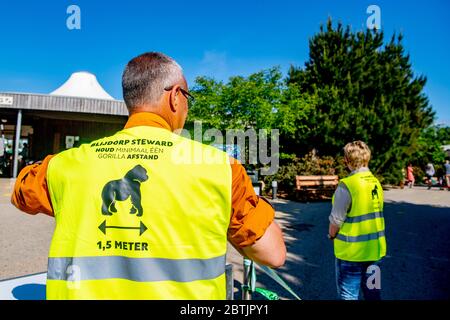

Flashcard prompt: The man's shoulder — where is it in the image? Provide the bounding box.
[49,142,95,167]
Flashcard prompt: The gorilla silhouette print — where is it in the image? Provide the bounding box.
[101,165,149,217]
[371,185,379,200]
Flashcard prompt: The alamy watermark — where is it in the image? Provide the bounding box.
[65,264,81,289]
[366,5,381,30]
[366,265,381,290]
[173,121,280,175]
[66,5,81,30]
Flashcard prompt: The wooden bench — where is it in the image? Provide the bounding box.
[295,175,339,201]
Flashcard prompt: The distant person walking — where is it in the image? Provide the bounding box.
[444,160,450,191]
[328,141,386,300]
[407,163,415,188]
[425,162,435,190]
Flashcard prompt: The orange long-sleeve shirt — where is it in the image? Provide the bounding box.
[11,112,274,248]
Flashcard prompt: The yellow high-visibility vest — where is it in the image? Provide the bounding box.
[333,171,386,262]
[46,126,231,299]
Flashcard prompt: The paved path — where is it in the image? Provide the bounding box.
[0,179,54,280]
[234,186,450,300]
[1,179,449,299]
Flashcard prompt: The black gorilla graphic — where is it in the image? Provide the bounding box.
[101,165,148,217]
[371,185,379,200]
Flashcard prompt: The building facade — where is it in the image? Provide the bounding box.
[0,72,127,178]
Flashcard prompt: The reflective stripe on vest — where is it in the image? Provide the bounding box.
[336,230,385,243]
[333,171,387,262]
[48,255,226,282]
[46,126,232,299]
[344,211,383,223]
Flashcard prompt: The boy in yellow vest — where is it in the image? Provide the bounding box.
[328,141,386,300]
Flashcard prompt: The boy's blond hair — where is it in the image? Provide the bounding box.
[344,141,371,170]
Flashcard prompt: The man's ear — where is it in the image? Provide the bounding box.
[168,85,181,113]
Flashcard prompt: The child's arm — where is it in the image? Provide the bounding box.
[328,183,351,239]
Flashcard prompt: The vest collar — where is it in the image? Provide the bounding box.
[349,167,370,176]
[124,112,172,131]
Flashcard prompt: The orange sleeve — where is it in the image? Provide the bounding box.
[11,155,55,216]
[227,159,275,248]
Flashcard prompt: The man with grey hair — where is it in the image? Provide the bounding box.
[12,52,286,300]
[122,52,189,132]
[122,53,184,108]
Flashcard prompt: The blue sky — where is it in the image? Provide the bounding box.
[0,0,449,124]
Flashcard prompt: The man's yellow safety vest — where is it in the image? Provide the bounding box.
[333,171,386,262]
[46,126,232,299]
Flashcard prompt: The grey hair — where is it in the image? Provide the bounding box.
[122,52,184,109]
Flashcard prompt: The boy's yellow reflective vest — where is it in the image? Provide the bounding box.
[46,126,232,299]
[333,171,386,262]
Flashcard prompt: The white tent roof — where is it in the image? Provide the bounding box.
[50,71,114,100]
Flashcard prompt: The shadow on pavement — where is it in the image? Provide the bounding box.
[249,200,450,300]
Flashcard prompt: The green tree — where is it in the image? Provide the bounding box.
[288,19,434,183]
[187,68,314,179]
[189,67,313,140]
[436,125,450,145]
[412,125,449,167]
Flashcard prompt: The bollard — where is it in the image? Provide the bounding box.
[271,180,278,199]
[242,258,253,300]
[225,264,234,300]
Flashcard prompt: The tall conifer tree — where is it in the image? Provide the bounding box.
[288,19,434,182]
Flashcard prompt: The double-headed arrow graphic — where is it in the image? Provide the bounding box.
[98,220,148,236]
